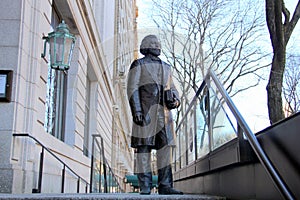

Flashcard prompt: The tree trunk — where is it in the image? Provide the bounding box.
[266,51,285,124]
[265,0,300,124]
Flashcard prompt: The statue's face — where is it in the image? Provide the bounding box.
[147,37,161,50]
[140,35,162,56]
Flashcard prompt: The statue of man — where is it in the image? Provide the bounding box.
[127,34,183,195]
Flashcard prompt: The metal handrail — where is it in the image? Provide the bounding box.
[90,134,123,193]
[175,69,294,200]
[90,134,107,193]
[13,133,89,193]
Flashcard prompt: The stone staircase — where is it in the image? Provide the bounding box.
[0,193,225,200]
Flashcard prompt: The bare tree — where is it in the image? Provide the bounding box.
[151,0,268,124]
[283,54,300,116]
[265,0,300,124]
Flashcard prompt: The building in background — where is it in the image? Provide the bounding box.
[0,0,137,193]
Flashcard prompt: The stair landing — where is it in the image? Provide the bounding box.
[0,193,225,200]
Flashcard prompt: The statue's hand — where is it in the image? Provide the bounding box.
[167,99,180,109]
[166,95,181,109]
[133,111,144,125]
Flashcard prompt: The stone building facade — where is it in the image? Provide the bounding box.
[0,0,137,193]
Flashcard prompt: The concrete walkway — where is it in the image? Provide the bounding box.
[0,193,225,200]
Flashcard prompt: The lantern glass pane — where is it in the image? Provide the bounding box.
[49,37,55,65]
[55,37,64,64]
[49,36,64,67]
[64,37,73,65]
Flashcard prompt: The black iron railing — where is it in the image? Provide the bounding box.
[13,133,89,193]
[90,134,123,193]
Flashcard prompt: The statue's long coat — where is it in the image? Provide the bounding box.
[127,55,179,150]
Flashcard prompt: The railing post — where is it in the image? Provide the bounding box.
[194,102,198,160]
[77,177,80,193]
[90,136,95,193]
[103,164,108,193]
[37,147,44,193]
[101,137,108,193]
[185,114,188,166]
[178,132,181,169]
[98,158,102,193]
[207,88,213,152]
[237,124,244,141]
[61,165,65,193]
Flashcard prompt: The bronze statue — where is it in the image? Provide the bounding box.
[127,35,183,195]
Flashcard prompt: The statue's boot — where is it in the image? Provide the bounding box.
[158,165,183,195]
[136,146,152,195]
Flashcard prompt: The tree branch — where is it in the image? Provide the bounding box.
[285,0,300,43]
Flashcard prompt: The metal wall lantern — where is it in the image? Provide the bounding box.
[41,20,76,71]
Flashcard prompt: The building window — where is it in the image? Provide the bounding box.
[44,5,68,142]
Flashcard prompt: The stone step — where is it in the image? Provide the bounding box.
[0,193,225,200]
